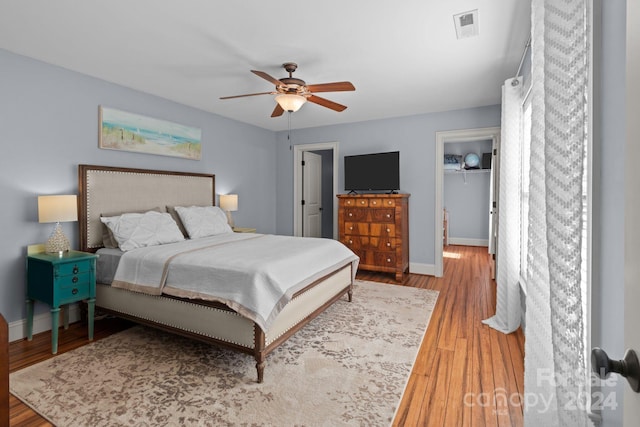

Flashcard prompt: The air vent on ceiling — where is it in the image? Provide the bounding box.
[454,9,479,39]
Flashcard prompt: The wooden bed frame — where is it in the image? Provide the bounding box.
[78,164,354,383]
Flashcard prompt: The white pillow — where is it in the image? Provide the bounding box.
[175,205,233,239]
[100,211,185,251]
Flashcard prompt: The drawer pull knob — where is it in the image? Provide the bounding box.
[387,258,392,263]
[72,276,79,283]
[348,213,353,217]
[386,214,391,218]
[387,242,391,247]
[72,288,78,295]
[372,201,377,205]
[361,201,365,205]
[72,266,79,274]
[349,226,353,230]
[388,201,392,205]
[387,228,391,233]
[349,240,353,244]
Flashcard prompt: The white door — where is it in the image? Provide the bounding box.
[488,138,499,255]
[624,0,640,423]
[302,151,322,238]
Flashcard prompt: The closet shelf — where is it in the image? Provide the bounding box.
[444,169,491,174]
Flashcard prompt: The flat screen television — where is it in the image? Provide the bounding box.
[344,151,400,192]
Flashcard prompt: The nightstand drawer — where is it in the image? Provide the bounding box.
[57,271,91,288]
[57,281,90,303]
[56,260,92,276]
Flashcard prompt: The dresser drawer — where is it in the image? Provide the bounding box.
[357,251,397,268]
[344,222,396,237]
[374,252,397,266]
[371,209,395,222]
[369,223,396,236]
[344,222,369,235]
[341,198,362,207]
[344,208,368,222]
[342,236,365,250]
[343,236,396,251]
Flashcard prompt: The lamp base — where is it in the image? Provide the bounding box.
[225,210,235,228]
[45,222,70,254]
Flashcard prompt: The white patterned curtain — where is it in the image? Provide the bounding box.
[483,77,523,334]
[524,0,592,425]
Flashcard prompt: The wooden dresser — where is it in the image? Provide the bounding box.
[338,194,410,281]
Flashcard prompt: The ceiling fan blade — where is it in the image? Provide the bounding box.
[251,70,284,87]
[307,95,348,112]
[306,81,355,93]
[271,103,285,117]
[220,91,273,100]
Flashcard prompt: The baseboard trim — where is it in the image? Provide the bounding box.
[8,303,81,342]
[447,237,489,247]
[409,262,436,276]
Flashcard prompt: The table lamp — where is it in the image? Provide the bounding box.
[38,195,78,254]
[219,194,238,228]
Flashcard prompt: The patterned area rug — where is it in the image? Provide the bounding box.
[10,280,438,427]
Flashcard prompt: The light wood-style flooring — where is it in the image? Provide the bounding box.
[8,245,524,426]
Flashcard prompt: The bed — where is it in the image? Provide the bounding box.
[78,164,359,383]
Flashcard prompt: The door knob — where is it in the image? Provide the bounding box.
[591,347,640,392]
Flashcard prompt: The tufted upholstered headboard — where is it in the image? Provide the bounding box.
[78,164,215,252]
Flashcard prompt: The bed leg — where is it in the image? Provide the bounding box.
[348,284,353,302]
[256,359,265,383]
[254,325,266,383]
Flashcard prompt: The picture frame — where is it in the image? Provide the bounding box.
[98,106,202,160]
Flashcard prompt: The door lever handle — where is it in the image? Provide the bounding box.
[591,347,640,392]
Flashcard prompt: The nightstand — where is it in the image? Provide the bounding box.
[26,250,98,354]
[233,227,256,233]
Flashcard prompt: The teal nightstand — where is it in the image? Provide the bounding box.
[26,250,98,354]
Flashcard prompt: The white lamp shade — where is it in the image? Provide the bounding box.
[38,195,78,223]
[219,194,238,212]
[275,94,307,112]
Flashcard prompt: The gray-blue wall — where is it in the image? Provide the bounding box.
[0,48,277,323]
[274,107,502,269]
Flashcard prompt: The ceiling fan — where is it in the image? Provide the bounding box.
[220,62,355,117]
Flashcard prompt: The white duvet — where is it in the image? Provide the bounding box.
[111,233,359,330]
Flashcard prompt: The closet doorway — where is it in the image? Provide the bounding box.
[434,127,500,277]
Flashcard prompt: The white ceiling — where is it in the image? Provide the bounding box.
[0,0,530,131]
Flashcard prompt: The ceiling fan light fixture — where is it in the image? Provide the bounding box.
[275,94,306,112]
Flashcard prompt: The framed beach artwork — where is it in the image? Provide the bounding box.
[99,106,202,160]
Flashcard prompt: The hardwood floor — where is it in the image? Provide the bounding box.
[381,245,525,427]
[8,245,524,426]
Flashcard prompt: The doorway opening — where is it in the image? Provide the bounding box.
[293,142,339,239]
[435,127,501,277]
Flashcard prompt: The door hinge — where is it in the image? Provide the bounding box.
[301,200,306,206]
[301,160,305,166]
[493,201,497,208]
[493,148,497,155]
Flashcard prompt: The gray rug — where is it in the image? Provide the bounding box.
[11,280,438,427]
